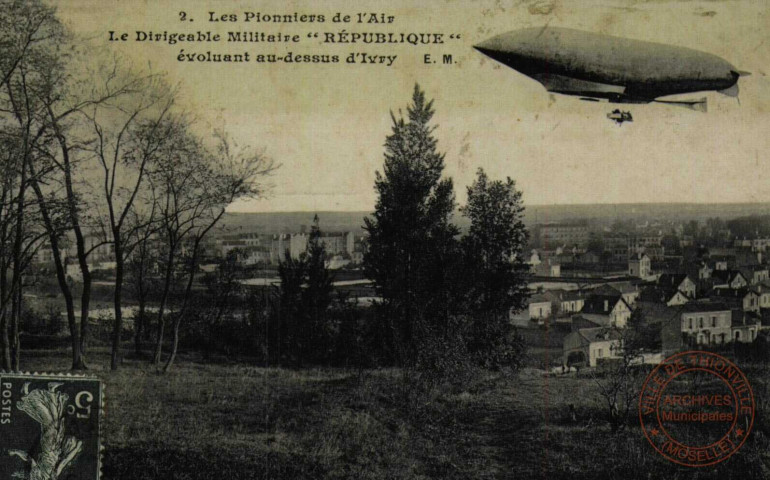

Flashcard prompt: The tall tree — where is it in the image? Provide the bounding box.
[363,85,460,368]
[35,54,151,367]
[460,168,530,369]
[147,117,206,366]
[0,0,73,369]
[1,0,158,370]
[86,77,175,370]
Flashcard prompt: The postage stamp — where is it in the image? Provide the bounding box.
[639,351,755,467]
[0,373,102,480]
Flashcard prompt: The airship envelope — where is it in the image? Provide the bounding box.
[474,27,747,109]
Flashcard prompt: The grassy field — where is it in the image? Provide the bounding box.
[15,349,770,479]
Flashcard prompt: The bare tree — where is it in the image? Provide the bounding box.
[159,132,275,372]
[1,0,154,369]
[591,326,646,433]
[125,208,159,357]
[0,0,71,369]
[33,55,151,366]
[85,76,175,371]
[147,118,210,366]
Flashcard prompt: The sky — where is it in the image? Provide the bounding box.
[56,0,770,212]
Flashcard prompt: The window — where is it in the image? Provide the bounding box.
[597,348,603,358]
[689,318,693,329]
[699,317,703,328]
[712,316,716,327]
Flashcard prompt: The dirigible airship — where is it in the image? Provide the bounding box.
[474,27,748,111]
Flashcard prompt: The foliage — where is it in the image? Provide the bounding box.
[304,215,335,359]
[590,326,646,433]
[625,308,661,352]
[364,87,531,380]
[586,231,605,255]
[276,215,335,366]
[660,233,681,255]
[727,215,770,240]
[363,85,461,373]
[20,304,64,336]
[459,168,530,370]
[192,250,244,358]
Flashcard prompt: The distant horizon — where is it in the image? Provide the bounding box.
[227,200,770,214]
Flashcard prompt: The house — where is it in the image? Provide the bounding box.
[534,259,561,277]
[641,245,666,262]
[657,273,697,299]
[751,238,770,252]
[756,282,770,309]
[32,243,57,267]
[734,248,762,267]
[740,265,770,286]
[539,222,589,247]
[557,290,586,316]
[685,261,712,281]
[678,302,733,346]
[269,233,309,262]
[731,311,761,343]
[734,238,752,249]
[682,261,713,297]
[697,261,713,281]
[711,270,748,290]
[709,255,733,271]
[710,287,761,313]
[628,253,651,278]
[604,234,633,264]
[235,246,271,266]
[563,327,623,367]
[574,289,632,328]
[601,281,640,306]
[318,231,355,256]
[528,293,553,320]
[639,285,691,306]
[575,251,601,265]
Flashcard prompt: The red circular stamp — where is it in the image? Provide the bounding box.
[639,350,754,467]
